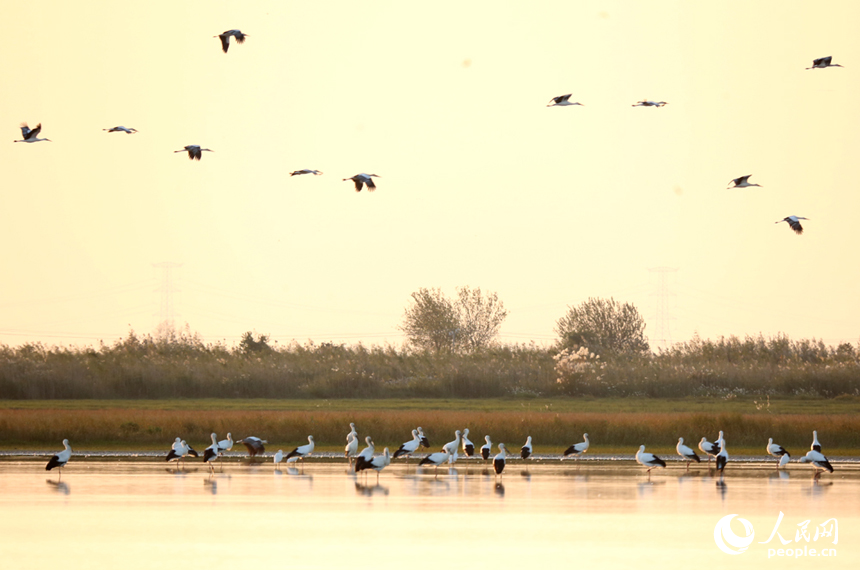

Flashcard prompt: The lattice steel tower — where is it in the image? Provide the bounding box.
[648,267,677,351]
[152,262,182,330]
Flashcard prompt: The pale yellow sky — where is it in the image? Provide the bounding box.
[2,1,859,348]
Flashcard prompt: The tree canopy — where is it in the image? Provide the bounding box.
[400,286,508,352]
[555,297,649,357]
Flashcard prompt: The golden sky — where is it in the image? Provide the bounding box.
[2,1,859,348]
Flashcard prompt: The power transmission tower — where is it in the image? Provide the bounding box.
[648,267,677,352]
[152,262,182,333]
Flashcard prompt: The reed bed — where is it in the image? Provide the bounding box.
[2,408,858,455]
[0,332,858,400]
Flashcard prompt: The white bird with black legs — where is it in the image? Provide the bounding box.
[776,216,809,235]
[635,445,666,475]
[493,443,510,478]
[14,123,51,143]
[103,126,137,134]
[461,428,475,457]
[354,437,375,472]
[481,436,493,460]
[799,450,834,473]
[273,449,284,467]
[811,430,822,452]
[218,433,233,454]
[728,175,762,189]
[174,145,214,161]
[521,436,533,460]
[284,436,315,465]
[343,173,380,192]
[356,448,391,482]
[563,433,590,460]
[418,449,450,476]
[676,438,701,470]
[698,437,720,465]
[807,56,843,70]
[46,439,72,477]
[216,30,247,53]
[632,100,667,107]
[547,94,583,107]
[237,436,267,457]
[417,427,430,449]
[392,430,421,460]
[767,438,790,468]
[290,169,323,176]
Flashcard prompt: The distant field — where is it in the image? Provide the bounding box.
[0,397,857,457]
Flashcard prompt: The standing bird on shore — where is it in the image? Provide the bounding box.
[699,437,720,465]
[290,169,323,176]
[215,29,247,53]
[481,436,493,460]
[237,436,267,457]
[343,173,380,192]
[493,444,510,478]
[806,56,843,69]
[284,436,315,465]
[563,433,590,460]
[46,439,72,477]
[811,430,822,452]
[174,145,213,160]
[273,449,284,467]
[799,450,834,473]
[766,438,791,468]
[776,216,809,235]
[166,440,195,466]
[632,100,667,107]
[393,430,421,460]
[547,94,583,107]
[416,427,430,449]
[354,437,375,472]
[442,430,462,456]
[635,445,666,476]
[521,436,533,460]
[461,428,475,457]
[103,126,137,134]
[676,438,701,471]
[727,175,762,189]
[14,123,51,143]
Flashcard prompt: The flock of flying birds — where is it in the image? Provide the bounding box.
[546,55,846,236]
[43,424,835,483]
[12,30,843,214]
[12,29,380,194]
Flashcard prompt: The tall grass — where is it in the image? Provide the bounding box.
[0,331,858,400]
[3,408,858,453]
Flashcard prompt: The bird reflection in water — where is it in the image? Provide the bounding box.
[46,479,70,495]
[768,470,790,482]
[716,479,727,500]
[355,481,389,497]
[204,478,217,495]
[520,470,531,481]
[494,482,505,497]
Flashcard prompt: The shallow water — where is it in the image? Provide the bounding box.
[1,460,856,569]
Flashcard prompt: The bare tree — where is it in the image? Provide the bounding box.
[555,297,649,357]
[400,286,508,352]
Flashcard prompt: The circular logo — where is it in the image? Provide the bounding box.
[714,514,755,555]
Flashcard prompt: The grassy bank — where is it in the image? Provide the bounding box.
[2,397,857,457]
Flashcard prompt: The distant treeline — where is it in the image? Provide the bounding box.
[0,331,858,400]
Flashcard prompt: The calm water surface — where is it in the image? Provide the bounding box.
[1,460,856,569]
